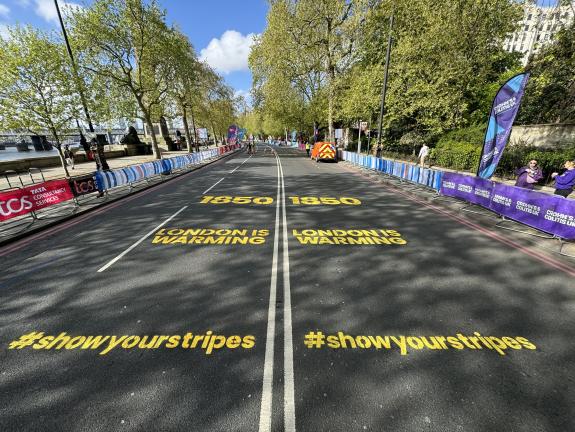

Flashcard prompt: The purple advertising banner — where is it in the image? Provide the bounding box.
[440,172,575,239]
[440,172,493,208]
[477,73,530,179]
[490,183,575,240]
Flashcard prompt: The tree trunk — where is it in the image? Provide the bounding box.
[182,106,193,154]
[210,120,217,147]
[136,96,161,159]
[143,111,160,159]
[328,66,335,143]
[189,104,198,151]
[52,129,70,178]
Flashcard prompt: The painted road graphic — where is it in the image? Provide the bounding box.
[1,146,575,432]
[8,331,256,355]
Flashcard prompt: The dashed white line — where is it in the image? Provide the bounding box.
[96,206,188,273]
[229,155,252,174]
[202,177,225,195]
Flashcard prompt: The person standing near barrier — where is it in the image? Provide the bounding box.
[515,160,543,190]
[552,161,575,198]
[64,145,75,170]
[305,142,310,156]
[418,143,429,168]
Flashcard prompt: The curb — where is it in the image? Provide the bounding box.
[0,149,243,250]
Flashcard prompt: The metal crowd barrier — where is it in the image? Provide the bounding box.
[0,145,241,239]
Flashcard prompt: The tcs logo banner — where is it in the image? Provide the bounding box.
[69,175,98,196]
[0,180,74,221]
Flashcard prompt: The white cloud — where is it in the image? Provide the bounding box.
[0,4,10,18]
[34,0,82,23]
[0,23,10,39]
[200,30,258,74]
[15,0,31,7]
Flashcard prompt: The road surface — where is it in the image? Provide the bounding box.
[1,146,574,431]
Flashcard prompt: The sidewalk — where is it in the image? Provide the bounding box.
[0,145,220,190]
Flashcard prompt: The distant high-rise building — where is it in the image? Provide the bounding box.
[503,2,574,66]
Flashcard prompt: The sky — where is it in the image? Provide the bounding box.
[0,0,270,101]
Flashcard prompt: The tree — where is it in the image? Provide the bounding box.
[249,0,361,141]
[69,0,177,159]
[518,20,575,124]
[0,26,80,177]
[167,29,202,152]
[353,0,522,138]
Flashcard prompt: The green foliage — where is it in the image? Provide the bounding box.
[436,125,485,147]
[346,0,522,135]
[431,141,482,172]
[517,20,575,124]
[0,26,79,176]
[496,145,575,180]
[249,0,362,139]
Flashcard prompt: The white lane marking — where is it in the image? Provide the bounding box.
[202,177,225,195]
[258,151,281,432]
[229,155,252,174]
[97,206,188,273]
[278,152,296,432]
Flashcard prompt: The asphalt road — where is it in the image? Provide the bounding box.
[1,146,575,432]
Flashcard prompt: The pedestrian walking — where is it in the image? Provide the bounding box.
[418,143,429,168]
[305,142,311,156]
[64,145,75,170]
[551,160,575,198]
[515,160,543,190]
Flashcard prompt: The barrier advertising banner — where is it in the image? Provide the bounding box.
[441,172,575,240]
[69,174,98,196]
[440,172,493,208]
[0,180,74,221]
[477,73,530,179]
[490,182,575,240]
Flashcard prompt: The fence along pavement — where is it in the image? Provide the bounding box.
[0,145,241,241]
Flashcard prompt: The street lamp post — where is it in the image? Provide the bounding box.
[54,0,94,134]
[54,0,110,171]
[376,8,395,150]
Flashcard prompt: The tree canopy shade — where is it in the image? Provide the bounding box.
[518,20,575,124]
[0,26,80,176]
[250,0,523,143]
[68,0,180,159]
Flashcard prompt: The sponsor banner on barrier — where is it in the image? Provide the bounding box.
[490,182,575,239]
[440,172,575,239]
[69,174,98,196]
[0,180,74,221]
[440,172,493,207]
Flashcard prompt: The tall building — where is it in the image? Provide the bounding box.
[503,2,574,66]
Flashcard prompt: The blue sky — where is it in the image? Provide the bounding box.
[0,0,269,98]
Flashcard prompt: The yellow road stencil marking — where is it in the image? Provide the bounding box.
[152,228,270,245]
[200,195,274,205]
[292,228,406,245]
[304,331,536,356]
[289,196,361,205]
[8,331,256,355]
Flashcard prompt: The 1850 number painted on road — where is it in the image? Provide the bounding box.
[199,196,361,206]
[200,196,274,205]
[289,196,361,205]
